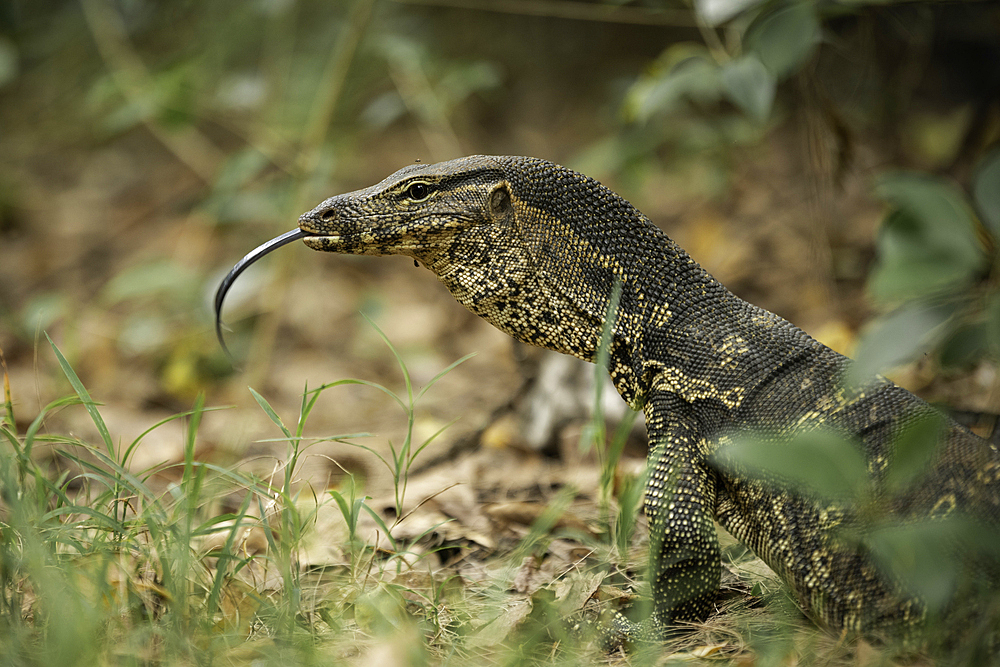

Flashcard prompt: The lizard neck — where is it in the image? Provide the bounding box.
[609,251,831,421]
[473,157,832,418]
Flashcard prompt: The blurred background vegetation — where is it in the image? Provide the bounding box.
[1,0,998,493]
[1,0,999,663]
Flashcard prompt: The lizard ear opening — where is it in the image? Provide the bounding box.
[488,183,512,219]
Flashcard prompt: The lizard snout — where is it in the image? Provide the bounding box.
[298,201,338,234]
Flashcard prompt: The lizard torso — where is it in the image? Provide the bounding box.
[286,155,1000,640]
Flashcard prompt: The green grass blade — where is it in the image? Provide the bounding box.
[185,393,206,477]
[124,405,227,470]
[0,425,19,450]
[361,313,413,405]
[360,502,398,552]
[46,333,115,457]
[409,417,460,463]
[415,352,476,401]
[24,397,84,457]
[1,349,14,431]
[206,494,254,615]
[41,505,128,534]
[249,386,293,440]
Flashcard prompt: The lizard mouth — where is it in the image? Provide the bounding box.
[214,227,310,359]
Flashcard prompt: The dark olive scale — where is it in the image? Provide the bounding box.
[215,155,1000,644]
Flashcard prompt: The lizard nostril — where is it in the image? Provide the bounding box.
[319,208,336,222]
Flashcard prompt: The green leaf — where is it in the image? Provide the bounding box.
[883,412,946,495]
[0,37,18,89]
[721,55,775,122]
[866,517,1000,614]
[868,174,985,302]
[714,427,869,502]
[973,149,1000,239]
[623,44,722,123]
[987,292,1000,359]
[47,334,115,457]
[938,321,991,369]
[745,1,821,77]
[849,301,953,384]
[360,502,397,551]
[249,386,292,440]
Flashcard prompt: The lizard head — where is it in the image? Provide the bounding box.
[297,155,508,260]
[216,155,668,405]
[295,155,611,362]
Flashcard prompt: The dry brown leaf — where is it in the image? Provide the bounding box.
[546,537,594,564]
[468,597,533,648]
[484,501,592,534]
[553,570,604,612]
[512,555,540,594]
[690,643,726,657]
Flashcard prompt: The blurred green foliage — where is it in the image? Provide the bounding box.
[623,0,820,124]
[853,153,1000,380]
[715,411,1000,658]
[2,0,997,385]
[620,0,1000,380]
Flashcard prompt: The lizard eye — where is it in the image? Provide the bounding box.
[405,181,432,202]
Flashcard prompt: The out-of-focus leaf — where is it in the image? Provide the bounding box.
[973,149,1000,239]
[713,427,869,502]
[353,584,411,635]
[695,0,767,26]
[869,210,974,300]
[883,412,945,495]
[362,91,407,129]
[867,521,956,613]
[95,62,199,134]
[151,65,200,130]
[848,301,954,384]
[215,73,267,111]
[20,293,68,332]
[868,174,985,302]
[938,321,990,369]
[867,517,1000,614]
[986,292,1000,358]
[102,259,202,305]
[901,109,971,169]
[0,37,18,89]
[623,44,722,123]
[721,55,775,122]
[103,91,159,134]
[118,313,170,356]
[745,1,821,77]
[438,60,503,103]
[211,149,270,195]
[376,36,501,126]
[204,148,287,223]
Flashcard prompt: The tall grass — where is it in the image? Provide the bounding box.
[0,331,529,665]
[5,331,949,667]
[0,336,366,664]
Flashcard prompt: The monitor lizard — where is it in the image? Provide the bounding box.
[215,155,1000,644]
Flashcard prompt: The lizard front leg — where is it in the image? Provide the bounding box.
[613,392,721,641]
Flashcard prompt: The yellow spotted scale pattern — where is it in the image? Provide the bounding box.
[295,155,1000,641]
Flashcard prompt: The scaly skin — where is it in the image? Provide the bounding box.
[226,155,1000,642]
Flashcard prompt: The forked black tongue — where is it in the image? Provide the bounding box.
[214,228,308,361]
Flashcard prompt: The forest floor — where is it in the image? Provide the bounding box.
[2,90,996,664]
